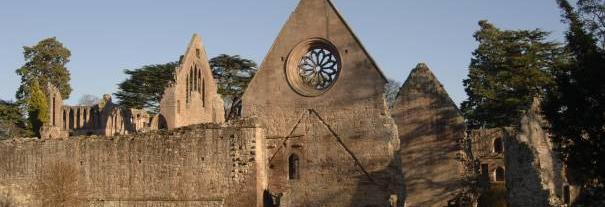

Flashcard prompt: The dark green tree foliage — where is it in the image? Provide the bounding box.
[0,100,31,139]
[577,0,605,47]
[544,1,605,204]
[461,21,563,129]
[16,37,72,101]
[209,54,257,120]
[114,62,178,114]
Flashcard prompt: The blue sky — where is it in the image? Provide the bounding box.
[0,0,569,105]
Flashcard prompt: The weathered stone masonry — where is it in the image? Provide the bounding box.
[158,34,225,129]
[243,0,404,206]
[41,34,225,139]
[0,121,264,206]
[0,0,574,206]
[391,63,470,207]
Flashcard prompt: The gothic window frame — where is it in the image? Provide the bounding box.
[288,153,300,180]
[286,38,341,97]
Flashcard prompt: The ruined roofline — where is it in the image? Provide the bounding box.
[4,118,260,142]
[172,34,203,83]
[325,0,389,82]
[247,0,389,94]
[396,63,463,113]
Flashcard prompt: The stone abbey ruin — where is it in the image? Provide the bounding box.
[0,0,577,206]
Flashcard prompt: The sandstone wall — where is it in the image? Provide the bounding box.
[469,128,507,187]
[0,122,264,207]
[242,0,401,206]
[159,34,225,129]
[504,99,567,206]
[391,63,470,207]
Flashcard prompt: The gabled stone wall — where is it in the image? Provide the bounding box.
[391,63,470,207]
[504,99,570,206]
[158,34,225,129]
[242,0,401,206]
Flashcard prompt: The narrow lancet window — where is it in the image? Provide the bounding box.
[289,154,300,180]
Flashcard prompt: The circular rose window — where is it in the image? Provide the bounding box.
[286,39,341,97]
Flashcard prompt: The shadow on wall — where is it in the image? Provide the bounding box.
[396,97,470,206]
[350,157,406,207]
[504,134,551,206]
[477,183,506,207]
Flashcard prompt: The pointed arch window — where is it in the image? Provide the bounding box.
[194,66,198,92]
[83,109,87,129]
[63,109,67,129]
[186,72,190,103]
[76,108,81,129]
[197,67,202,93]
[289,154,300,180]
[69,109,74,129]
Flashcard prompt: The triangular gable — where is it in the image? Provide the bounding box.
[178,34,215,84]
[391,63,467,207]
[325,0,388,81]
[395,63,460,111]
[158,34,224,129]
[244,0,388,102]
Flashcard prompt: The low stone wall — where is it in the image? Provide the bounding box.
[0,121,264,207]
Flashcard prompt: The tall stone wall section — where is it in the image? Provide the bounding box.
[391,63,470,207]
[242,0,402,206]
[0,121,264,207]
[159,34,225,129]
[504,99,567,206]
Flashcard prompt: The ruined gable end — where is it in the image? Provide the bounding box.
[241,0,403,206]
[243,0,390,116]
[158,34,225,129]
[40,83,68,139]
[391,63,469,207]
[504,98,573,206]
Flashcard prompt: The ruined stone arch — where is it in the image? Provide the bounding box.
[157,114,168,129]
[76,108,81,129]
[69,109,74,130]
[83,109,87,129]
[90,108,94,127]
[62,109,67,129]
